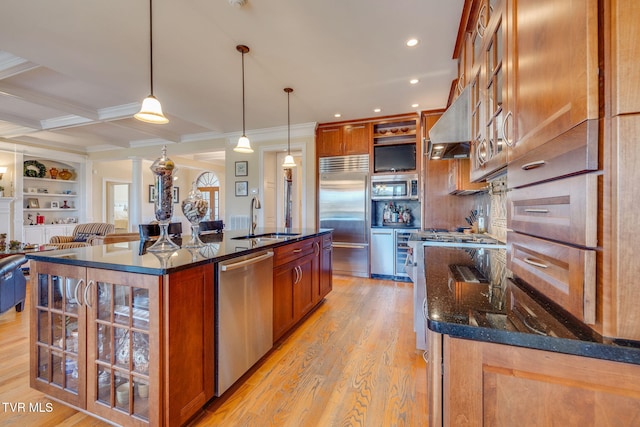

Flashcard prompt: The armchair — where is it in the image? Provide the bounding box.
[0,255,28,315]
[49,223,115,245]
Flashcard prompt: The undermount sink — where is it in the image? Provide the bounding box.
[231,232,301,241]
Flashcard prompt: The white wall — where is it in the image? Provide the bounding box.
[224,123,316,231]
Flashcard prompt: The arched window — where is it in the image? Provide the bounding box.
[196,172,220,220]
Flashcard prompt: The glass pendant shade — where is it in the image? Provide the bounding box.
[234,45,253,154]
[135,95,169,124]
[234,135,253,153]
[282,87,296,168]
[282,154,296,168]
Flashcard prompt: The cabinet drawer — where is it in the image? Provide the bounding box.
[507,232,595,325]
[508,120,598,189]
[508,173,597,248]
[274,238,316,267]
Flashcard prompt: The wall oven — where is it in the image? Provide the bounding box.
[371,174,419,200]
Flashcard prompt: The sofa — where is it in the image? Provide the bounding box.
[49,223,115,245]
[0,255,28,315]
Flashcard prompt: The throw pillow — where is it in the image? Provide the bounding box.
[73,232,97,242]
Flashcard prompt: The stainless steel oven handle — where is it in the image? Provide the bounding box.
[332,243,366,249]
[220,252,274,272]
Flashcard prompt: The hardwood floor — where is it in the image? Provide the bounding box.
[0,275,427,426]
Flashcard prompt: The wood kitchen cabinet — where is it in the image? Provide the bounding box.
[469,0,510,181]
[602,1,640,341]
[439,335,640,426]
[316,122,371,157]
[30,261,214,426]
[507,0,599,162]
[273,237,322,342]
[447,159,485,195]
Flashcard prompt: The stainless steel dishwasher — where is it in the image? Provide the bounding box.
[216,250,274,396]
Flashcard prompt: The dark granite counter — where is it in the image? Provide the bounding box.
[25,228,331,275]
[408,240,640,365]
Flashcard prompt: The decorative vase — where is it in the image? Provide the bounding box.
[147,146,180,252]
[49,167,58,179]
[180,182,208,248]
[59,168,73,180]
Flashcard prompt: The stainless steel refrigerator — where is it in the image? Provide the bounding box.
[319,155,369,277]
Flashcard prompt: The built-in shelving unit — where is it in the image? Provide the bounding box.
[21,157,82,244]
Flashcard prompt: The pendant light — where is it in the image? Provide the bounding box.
[282,87,296,168]
[135,0,169,124]
[234,45,253,153]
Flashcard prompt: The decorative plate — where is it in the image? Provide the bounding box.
[24,160,46,178]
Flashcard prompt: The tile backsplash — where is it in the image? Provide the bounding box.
[473,175,507,242]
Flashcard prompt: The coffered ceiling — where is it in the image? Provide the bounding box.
[0,0,463,157]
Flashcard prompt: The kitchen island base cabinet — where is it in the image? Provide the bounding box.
[29,261,214,427]
[273,237,326,343]
[431,333,640,426]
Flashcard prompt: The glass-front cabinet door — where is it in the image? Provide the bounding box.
[30,262,160,426]
[31,262,87,408]
[85,269,160,426]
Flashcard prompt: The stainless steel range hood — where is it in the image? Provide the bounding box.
[428,85,471,160]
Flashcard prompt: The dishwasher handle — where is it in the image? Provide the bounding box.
[220,251,274,271]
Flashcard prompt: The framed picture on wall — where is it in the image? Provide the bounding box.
[173,187,179,204]
[235,161,248,177]
[148,185,156,203]
[235,181,248,197]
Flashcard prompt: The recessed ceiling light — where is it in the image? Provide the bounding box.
[334,113,341,118]
[373,108,381,113]
[411,103,419,108]
[410,79,419,85]
[406,38,419,47]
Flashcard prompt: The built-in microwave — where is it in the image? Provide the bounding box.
[371,174,419,200]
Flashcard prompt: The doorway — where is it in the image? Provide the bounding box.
[196,172,221,220]
[106,182,130,232]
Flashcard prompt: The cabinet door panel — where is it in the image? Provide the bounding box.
[343,123,371,155]
[294,255,315,318]
[316,126,343,157]
[611,0,640,115]
[510,0,599,160]
[30,262,87,408]
[446,337,640,426]
[85,269,160,427]
[273,264,295,342]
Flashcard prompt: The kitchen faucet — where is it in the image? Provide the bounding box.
[250,196,261,235]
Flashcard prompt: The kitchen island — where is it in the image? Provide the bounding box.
[409,240,640,426]
[26,228,332,427]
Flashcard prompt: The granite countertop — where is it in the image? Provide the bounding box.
[25,228,331,275]
[408,240,640,365]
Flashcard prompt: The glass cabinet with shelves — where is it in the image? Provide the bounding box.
[31,262,160,426]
